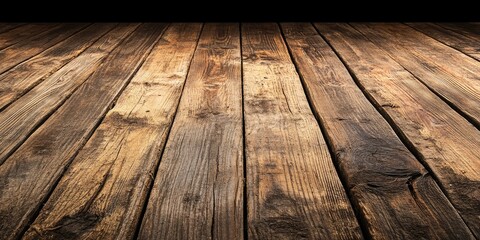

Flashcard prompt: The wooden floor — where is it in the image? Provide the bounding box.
[0,23,479,240]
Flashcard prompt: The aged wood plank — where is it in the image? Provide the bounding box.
[0,24,52,50]
[242,23,362,239]
[22,23,200,240]
[406,23,480,61]
[316,22,480,238]
[437,23,480,40]
[351,23,480,128]
[0,24,86,74]
[0,24,138,164]
[0,23,24,34]
[0,23,116,111]
[282,22,474,239]
[139,23,244,240]
[0,23,166,239]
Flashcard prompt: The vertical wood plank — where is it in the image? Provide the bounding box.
[139,23,244,240]
[242,23,363,239]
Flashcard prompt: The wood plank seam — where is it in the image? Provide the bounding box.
[0,23,118,112]
[15,24,153,239]
[0,23,167,239]
[0,23,25,35]
[404,23,480,62]
[26,25,169,239]
[278,22,369,239]
[314,23,476,237]
[131,23,204,240]
[0,24,89,75]
[348,23,480,130]
[0,24,140,165]
[239,22,249,240]
[391,23,480,129]
[242,23,363,239]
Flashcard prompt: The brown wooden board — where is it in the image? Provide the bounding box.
[242,23,363,239]
[0,23,116,111]
[351,23,480,128]
[316,22,480,238]
[0,24,138,164]
[0,23,166,239]
[406,23,480,61]
[0,23,24,34]
[283,22,475,239]
[139,23,244,240]
[0,24,55,50]
[0,24,86,74]
[22,23,201,240]
[437,23,480,40]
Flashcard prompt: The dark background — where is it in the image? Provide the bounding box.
[1,1,478,22]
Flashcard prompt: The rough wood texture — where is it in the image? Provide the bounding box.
[406,23,480,61]
[351,23,480,128]
[242,23,362,239]
[0,24,86,74]
[0,23,24,35]
[0,24,55,50]
[0,24,137,164]
[139,23,244,240]
[283,22,474,239]
[0,23,166,240]
[437,23,480,40]
[23,23,200,240]
[316,22,479,238]
[0,23,116,111]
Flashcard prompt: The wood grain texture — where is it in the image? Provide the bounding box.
[0,24,54,50]
[139,23,244,240]
[0,24,86,74]
[242,23,362,239]
[0,23,116,111]
[22,23,200,240]
[316,22,479,238]
[437,23,480,40]
[0,23,24,34]
[283,22,474,239]
[0,24,138,165]
[406,23,480,61]
[351,23,480,128]
[0,23,166,240]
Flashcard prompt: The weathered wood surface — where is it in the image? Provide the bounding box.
[139,23,244,240]
[0,23,24,35]
[0,23,166,240]
[316,22,479,238]
[22,23,199,240]
[351,23,480,128]
[283,22,475,239]
[0,23,116,111]
[406,23,480,61]
[437,23,480,40]
[0,24,137,164]
[0,23,478,240]
[0,24,86,74]
[242,23,362,239]
[0,24,54,50]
